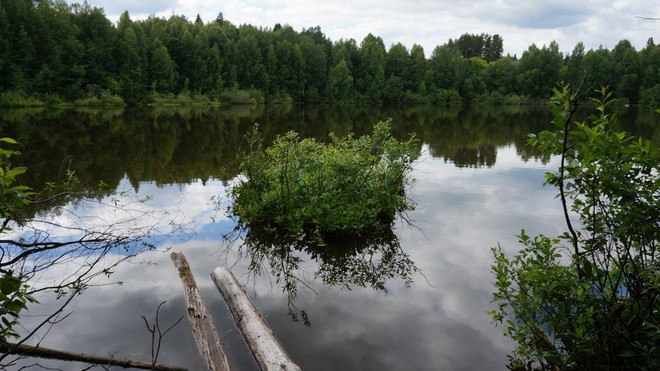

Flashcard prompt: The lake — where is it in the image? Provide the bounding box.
[1,104,657,370]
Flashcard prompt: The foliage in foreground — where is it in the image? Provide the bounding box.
[0,138,35,343]
[490,85,660,370]
[228,120,419,239]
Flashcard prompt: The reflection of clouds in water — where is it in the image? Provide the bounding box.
[16,245,258,370]
[257,284,509,370]
[401,144,565,364]
[14,144,566,370]
[10,177,232,244]
[117,177,233,236]
[27,240,502,370]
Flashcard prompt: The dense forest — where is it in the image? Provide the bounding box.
[0,0,658,106]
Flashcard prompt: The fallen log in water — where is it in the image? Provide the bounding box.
[211,267,301,371]
[170,252,231,371]
[1,343,186,370]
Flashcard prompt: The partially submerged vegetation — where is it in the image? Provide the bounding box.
[228,120,419,239]
[225,120,420,325]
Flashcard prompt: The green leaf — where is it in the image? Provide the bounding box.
[5,299,26,314]
[0,138,18,144]
[0,275,21,295]
[4,168,27,181]
[619,350,636,358]
[583,260,593,279]
[10,185,31,191]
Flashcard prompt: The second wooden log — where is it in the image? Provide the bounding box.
[211,267,301,371]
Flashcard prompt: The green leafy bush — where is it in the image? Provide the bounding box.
[0,138,36,344]
[228,120,419,239]
[0,92,45,107]
[219,89,257,105]
[490,85,660,370]
[74,91,126,106]
[640,85,660,107]
[433,88,463,105]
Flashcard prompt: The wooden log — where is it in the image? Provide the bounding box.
[170,252,231,371]
[1,343,186,370]
[211,267,301,371]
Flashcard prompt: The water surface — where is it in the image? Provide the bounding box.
[2,104,657,370]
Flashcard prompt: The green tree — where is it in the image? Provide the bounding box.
[32,0,86,99]
[0,0,37,92]
[582,47,614,95]
[0,1,10,89]
[459,57,487,101]
[612,40,641,103]
[408,44,427,94]
[71,2,116,96]
[273,38,304,98]
[300,26,331,101]
[300,34,328,102]
[384,43,410,102]
[450,33,503,62]
[356,34,386,102]
[149,38,176,93]
[115,12,147,102]
[191,28,213,93]
[491,85,660,370]
[461,73,486,101]
[451,33,484,59]
[483,56,518,95]
[331,38,359,70]
[565,42,585,87]
[326,59,354,101]
[426,44,464,102]
[386,42,409,80]
[9,27,35,92]
[483,34,504,62]
[207,19,237,88]
[517,42,562,98]
[639,38,660,106]
[236,26,268,90]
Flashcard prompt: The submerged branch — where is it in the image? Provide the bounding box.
[0,343,186,371]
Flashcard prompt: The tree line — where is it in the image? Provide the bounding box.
[0,0,658,106]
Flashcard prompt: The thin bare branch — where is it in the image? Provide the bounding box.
[1,343,186,371]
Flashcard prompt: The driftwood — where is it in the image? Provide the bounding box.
[1,343,186,370]
[170,252,231,371]
[211,267,301,371]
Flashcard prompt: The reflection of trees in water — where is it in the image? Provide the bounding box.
[413,105,554,167]
[449,144,497,168]
[0,104,655,198]
[224,225,418,326]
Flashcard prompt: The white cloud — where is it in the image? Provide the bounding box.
[81,0,657,57]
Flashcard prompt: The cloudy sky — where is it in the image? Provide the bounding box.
[84,0,657,57]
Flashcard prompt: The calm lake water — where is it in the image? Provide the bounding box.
[2,104,658,370]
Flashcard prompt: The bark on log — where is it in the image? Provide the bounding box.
[170,252,231,371]
[211,267,301,371]
[1,343,186,370]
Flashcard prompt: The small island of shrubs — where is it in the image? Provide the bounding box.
[228,120,419,241]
